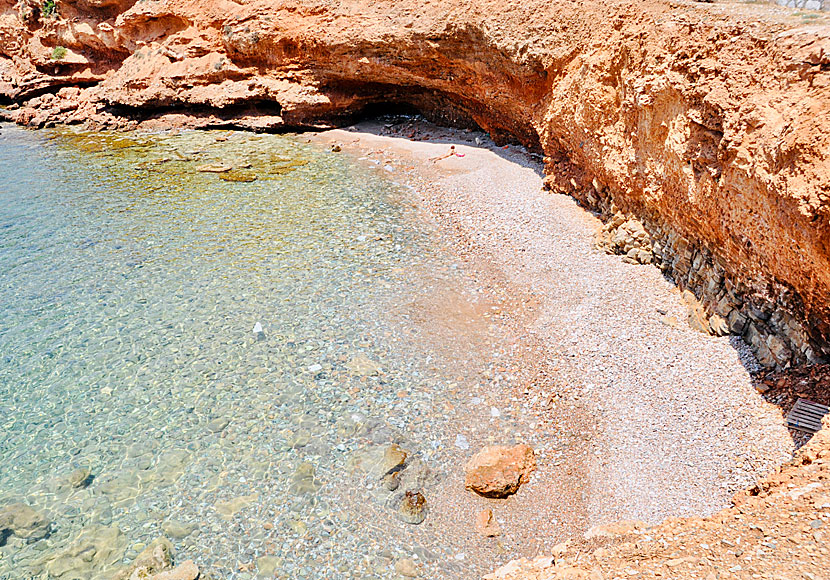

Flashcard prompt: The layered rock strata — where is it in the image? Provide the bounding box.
[595,209,817,367]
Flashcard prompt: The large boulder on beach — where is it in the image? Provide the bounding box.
[464,444,536,498]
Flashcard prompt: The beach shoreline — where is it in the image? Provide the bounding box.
[311,118,794,537]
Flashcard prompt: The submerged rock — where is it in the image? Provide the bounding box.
[215,494,259,519]
[220,170,258,182]
[382,444,408,476]
[395,557,418,577]
[196,163,233,173]
[257,555,280,577]
[382,470,401,491]
[289,462,322,495]
[67,467,93,489]
[113,536,173,579]
[207,417,230,433]
[349,443,408,479]
[46,525,126,579]
[345,353,382,376]
[395,490,428,525]
[465,444,536,498]
[112,535,199,580]
[0,503,51,542]
[161,519,196,539]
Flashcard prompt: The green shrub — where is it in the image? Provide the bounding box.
[42,0,58,17]
[51,46,67,60]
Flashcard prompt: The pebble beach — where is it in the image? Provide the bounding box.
[0,119,795,580]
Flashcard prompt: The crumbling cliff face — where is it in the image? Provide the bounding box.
[5,0,828,371]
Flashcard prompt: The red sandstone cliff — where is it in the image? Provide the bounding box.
[3,0,829,371]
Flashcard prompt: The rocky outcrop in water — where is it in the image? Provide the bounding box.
[0,503,51,543]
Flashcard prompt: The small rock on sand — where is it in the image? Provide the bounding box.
[395,557,418,577]
[465,444,536,498]
[475,508,501,537]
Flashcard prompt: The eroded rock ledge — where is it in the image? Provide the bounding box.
[4,0,829,370]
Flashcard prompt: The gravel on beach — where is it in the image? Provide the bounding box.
[316,119,795,530]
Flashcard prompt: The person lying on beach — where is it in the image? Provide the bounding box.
[429,145,466,162]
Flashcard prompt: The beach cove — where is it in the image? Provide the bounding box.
[0,119,794,579]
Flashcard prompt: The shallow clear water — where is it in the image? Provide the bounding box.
[0,125,532,579]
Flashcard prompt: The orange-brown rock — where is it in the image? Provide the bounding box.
[465,444,536,498]
[149,560,199,580]
[475,508,502,537]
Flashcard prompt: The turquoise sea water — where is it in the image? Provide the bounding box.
[0,125,531,579]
